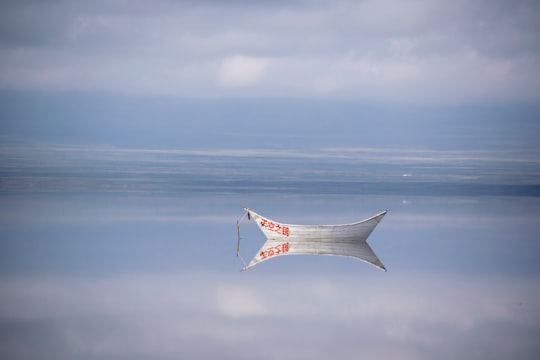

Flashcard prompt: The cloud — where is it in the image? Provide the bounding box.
[0,0,538,103]
[218,55,271,88]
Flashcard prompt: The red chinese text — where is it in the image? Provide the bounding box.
[260,242,290,259]
[260,218,290,237]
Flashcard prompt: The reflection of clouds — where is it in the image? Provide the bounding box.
[1,273,538,360]
[1,192,537,228]
[215,284,268,317]
[386,213,540,229]
[0,194,239,225]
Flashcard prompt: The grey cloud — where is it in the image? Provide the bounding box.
[460,0,540,59]
[0,319,74,360]
[1,0,537,55]
[0,1,69,47]
[0,0,539,102]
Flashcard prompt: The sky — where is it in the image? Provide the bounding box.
[0,0,539,104]
[1,1,540,359]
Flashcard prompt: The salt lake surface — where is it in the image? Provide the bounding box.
[1,141,539,359]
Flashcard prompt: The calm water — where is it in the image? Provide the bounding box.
[1,142,539,359]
